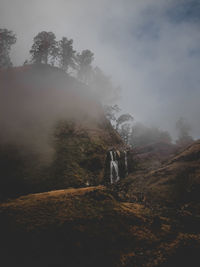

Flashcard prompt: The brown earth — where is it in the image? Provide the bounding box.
[119,140,200,207]
[0,186,200,267]
[133,141,178,171]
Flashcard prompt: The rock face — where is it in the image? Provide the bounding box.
[0,64,123,199]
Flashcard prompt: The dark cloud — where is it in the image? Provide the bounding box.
[166,0,200,24]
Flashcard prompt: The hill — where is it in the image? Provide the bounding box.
[1,65,200,267]
[117,140,200,208]
[0,64,123,200]
[0,186,200,267]
[133,141,178,171]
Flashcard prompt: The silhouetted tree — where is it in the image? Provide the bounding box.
[58,37,76,72]
[30,31,58,64]
[76,49,94,84]
[0,28,16,68]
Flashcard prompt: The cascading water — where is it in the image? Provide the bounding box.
[105,149,129,185]
[110,151,120,184]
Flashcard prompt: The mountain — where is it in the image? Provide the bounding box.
[0,64,123,200]
[1,65,200,267]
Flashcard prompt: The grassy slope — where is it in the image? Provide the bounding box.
[118,140,200,206]
[0,186,200,267]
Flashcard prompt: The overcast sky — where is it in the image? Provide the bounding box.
[0,0,200,139]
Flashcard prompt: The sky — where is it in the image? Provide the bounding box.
[0,0,200,139]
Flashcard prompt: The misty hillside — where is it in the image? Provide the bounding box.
[133,141,178,171]
[1,65,200,267]
[117,140,200,208]
[0,64,123,200]
[1,1,200,266]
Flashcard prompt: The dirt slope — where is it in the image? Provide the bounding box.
[0,186,200,267]
[119,140,200,206]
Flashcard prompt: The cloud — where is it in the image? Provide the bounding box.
[0,0,200,139]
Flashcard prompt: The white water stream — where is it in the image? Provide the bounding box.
[110,151,120,184]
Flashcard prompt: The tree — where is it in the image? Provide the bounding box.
[118,123,132,145]
[76,49,94,84]
[115,114,134,144]
[58,37,76,72]
[104,105,134,144]
[104,104,121,125]
[30,31,58,65]
[0,28,16,68]
[116,113,134,131]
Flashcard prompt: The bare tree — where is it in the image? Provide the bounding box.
[104,104,121,125]
[116,114,134,131]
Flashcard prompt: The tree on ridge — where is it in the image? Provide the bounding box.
[58,37,76,72]
[0,28,16,68]
[76,49,94,84]
[30,31,58,65]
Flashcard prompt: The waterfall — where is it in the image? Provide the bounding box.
[107,149,128,184]
[110,151,120,184]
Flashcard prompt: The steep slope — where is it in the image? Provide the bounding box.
[0,186,200,267]
[119,140,200,206]
[0,64,123,199]
[133,141,178,171]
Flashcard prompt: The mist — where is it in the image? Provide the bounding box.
[0,0,200,139]
[0,66,103,162]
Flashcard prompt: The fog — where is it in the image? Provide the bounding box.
[0,66,103,162]
[0,0,200,139]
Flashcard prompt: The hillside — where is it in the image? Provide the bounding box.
[0,186,200,267]
[0,64,123,199]
[117,140,200,207]
[133,141,178,171]
[1,65,200,267]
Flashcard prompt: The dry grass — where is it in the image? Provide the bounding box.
[1,185,200,267]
